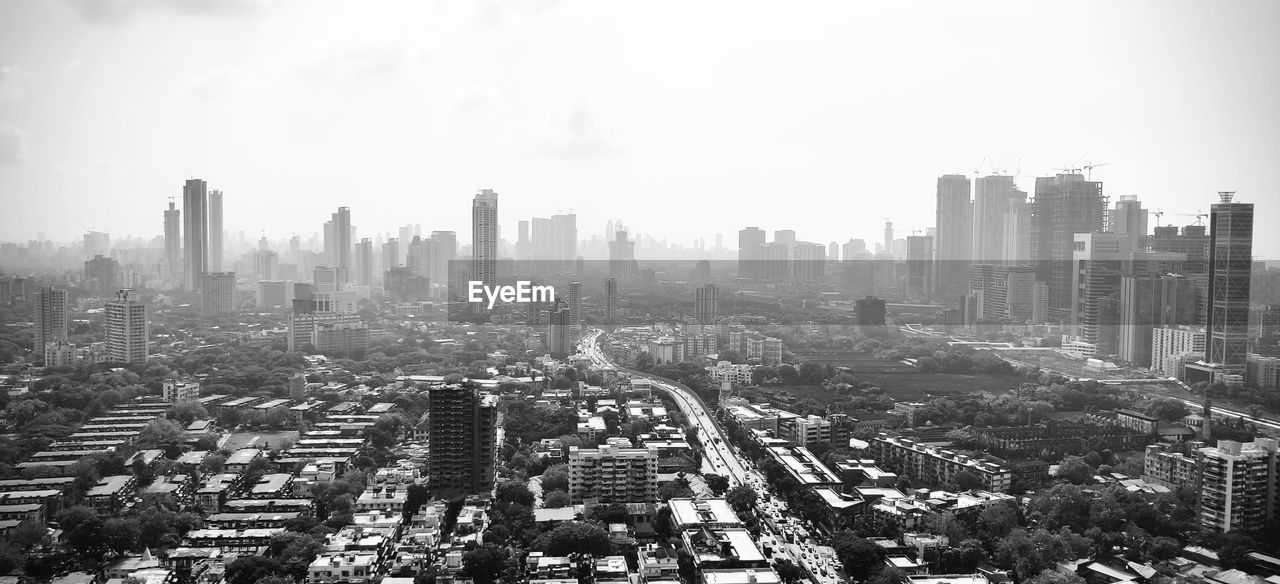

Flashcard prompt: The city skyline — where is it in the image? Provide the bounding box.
[1,1,1279,255]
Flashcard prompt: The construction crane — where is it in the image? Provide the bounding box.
[1152,210,1164,228]
[1175,211,1208,226]
[1083,162,1109,181]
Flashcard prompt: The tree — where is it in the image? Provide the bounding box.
[495,480,535,507]
[544,490,571,508]
[533,522,611,556]
[725,484,758,514]
[1056,456,1095,485]
[704,474,730,495]
[1146,398,1190,422]
[870,567,906,584]
[137,418,185,447]
[977,503,1020,540]
[461,545,507,584]
[774,558,805,584]
[659,478,694,501]
[832,531,886,582]
[541,465,569,493]
[227,557,287,584]
[952,470,983,491]
[1025,572,1086,584]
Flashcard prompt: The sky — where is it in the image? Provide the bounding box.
[1,0,1278,256]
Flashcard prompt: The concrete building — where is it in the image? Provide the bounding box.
[471,190,499,288]
[1118,273,1200,368]
[257,280,296,310]
[1248,354,1280,390]
[605,277,618,324]
[1143,443,1202,490]
[1199,438,1277,534]
[200,272,237,314]
[1152,326,1207,377]
[34,286,67,365]
[1071,233,1133,358]
[163,378,200,403]
[427,385,498,497]
[568,445,659,504]
[105,289,148,363]
[972,174,1020,264]
[869,435,1012,492]
[738,227,766,280]
[183,179,208,291]
[695,284,718,325]
[1029,173,1106,322]
[209,189,223,272]
[935,174,973,301]
[164,200,181,283]
[1204,192,1254,374]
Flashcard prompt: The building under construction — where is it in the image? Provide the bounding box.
[1029,173,1106,322]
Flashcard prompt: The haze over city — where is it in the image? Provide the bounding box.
[1,0,1278,256]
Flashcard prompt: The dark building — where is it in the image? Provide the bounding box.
[384,266,430,303]
[855,296,887,326]
[1029,173,1106,322]
[738,227,766,280]
[427,385,498,498]
[1205,192,1254,374]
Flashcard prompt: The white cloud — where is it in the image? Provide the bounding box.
[182,63,240,98]
[66,58,84,69]
[0,66,33,101]
[469,0,557,28]
[0,123,30,165]
[67,0,264,23]
[537,95,629,158]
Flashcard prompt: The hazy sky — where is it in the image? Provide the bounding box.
[1,0,1278,255]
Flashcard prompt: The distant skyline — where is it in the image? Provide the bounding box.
[1,1,1278,256]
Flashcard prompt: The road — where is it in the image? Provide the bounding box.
[576,331,845,584]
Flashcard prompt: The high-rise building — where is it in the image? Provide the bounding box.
[1030,173,1106,321]
[200,272,237,314]
[1205,192,1254,373]
[568,281,583,338]
[472,190,499,288]
[1071,233,1133,357]
[738,227,766,280]
[1151,326,1207,377]
[604,278,618,324]
[353,239,374,286]
[33,287,67,364]
[428,385,498,498]
[84,254,119,296]
[1002,193,1031,263]
[1118,273,1200,368]
[257,280,296,310]
[548,301,572,357]
[967,264,1038,323]
[209,189,224,272]
[1109,195,1148,251]
[972,174,1018,263]
[164,200,181,284]
[551,213,577,271]
[381,238,399,274]
[516,220,530,262]
[406,236,428,278]
[83,231,110,258]
[182,179,209,291]
[1151,225,1210,279]
[905,235,933,300]
[105,289,148,363]
[695,284,718,324]
[883,220,894,257]
[326,207,352,274]
[935,174,973,300]
[163,378,201,403]
[1199,438,1278,534]
[429,231,457,294]
[792,242,826,283]
[609,230,636,282]
[761,242,790,282]
[567,445,659,504]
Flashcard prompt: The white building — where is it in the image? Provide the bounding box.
[568,445,658,504]
[1152,326,1206,377]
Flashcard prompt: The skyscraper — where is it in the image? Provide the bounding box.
[972,174,1018,263]
[549,300,572,357]
[326,207,352,275]
[935,174,973,301]
[406,236,428,278]
[200,272,237,314]
[1002,190,1031,263]
[429,230,457,293]
[905,235,933,300]
[1030,173,1106,321]
[516,220,530,262]
[472,190,499,288]
[1205,192,1254,373]
[568,281,583,338]
[737,227,766,280]
[609,230,636,281]
[1071,233,1133,357]
[427,385,498,498]
[209,189,224,272]
[34,287,67,364]
[164,200,181,284]
[354,238,374,286]
[1199,438,1278,534]
[182,179,208,291]
[695,284,718,324]
[1118,273,1199,368]
[551,212,577,271]
[106,289,148,363]
[604,277,618,324]
[1109,195,1148,251]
